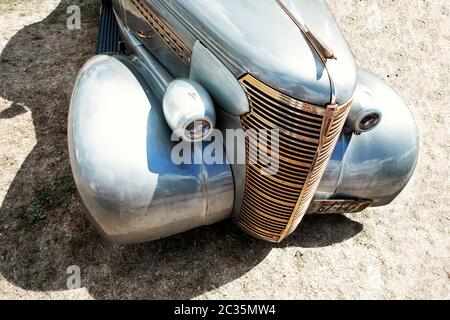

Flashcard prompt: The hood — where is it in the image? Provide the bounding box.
[167,0,357,106]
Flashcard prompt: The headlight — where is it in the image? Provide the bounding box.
[359,112,381,131]
[346,83,382,134]
[346,107,382,134]
[163,79,216,142]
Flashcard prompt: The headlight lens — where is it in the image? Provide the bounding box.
[360,113,381,131]
[185,120,212,142]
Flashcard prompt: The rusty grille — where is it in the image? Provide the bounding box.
[130,0,192,65]
[238,75,351,242]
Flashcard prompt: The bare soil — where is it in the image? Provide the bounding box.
[0,0,449,299]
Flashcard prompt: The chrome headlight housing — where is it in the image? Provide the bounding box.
[163,79,216,142]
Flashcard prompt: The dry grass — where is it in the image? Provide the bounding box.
[0,0,449,299]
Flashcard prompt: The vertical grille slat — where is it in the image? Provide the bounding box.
[237,75,352,242]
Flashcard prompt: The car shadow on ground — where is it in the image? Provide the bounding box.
[0,0,362,299]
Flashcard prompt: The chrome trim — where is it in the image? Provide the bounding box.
[129,0,192,65]
[237,75,351,242]
[274,0,337,104]
[274,0,336,62]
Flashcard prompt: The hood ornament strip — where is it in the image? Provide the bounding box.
[274,0,337,62]
[274,0,338,104]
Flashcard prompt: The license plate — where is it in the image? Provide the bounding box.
[306,199,372,215]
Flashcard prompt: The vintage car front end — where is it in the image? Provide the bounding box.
[68,0,419,243]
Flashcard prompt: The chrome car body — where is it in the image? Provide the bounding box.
[68,0,419,243]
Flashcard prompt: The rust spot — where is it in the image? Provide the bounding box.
[188,92,198,100]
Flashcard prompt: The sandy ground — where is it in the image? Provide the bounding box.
[0,0,448,300]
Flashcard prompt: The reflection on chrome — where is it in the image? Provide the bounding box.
[67,1,419,243]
